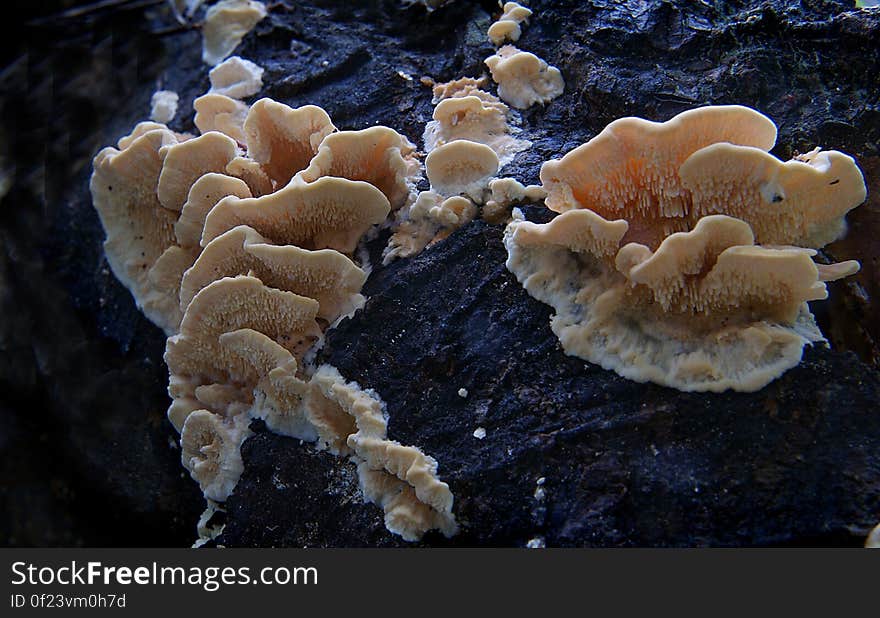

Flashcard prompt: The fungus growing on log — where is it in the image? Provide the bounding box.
[193,93,249,143]
[425,140,500,201]
[485,45,564,109]
[90,93,455,542]
[296,126,421,210]
[505,106,866,392]
[202,0,267,66]
[243,98,336,187]
[423,95,529,165]
[180,225,367,321]
[202,176,391,253]
[157,131,239,212]
[488,2,532,46]
[90,125,182,333]
[385,192,477,262]
[165,275,321,429]
[484,177,546,222]
[308,365,458,541]
[209,56,264,99]
[181,409,252,501]
[174,173,253,249]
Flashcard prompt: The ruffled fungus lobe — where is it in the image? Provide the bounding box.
[423,95,529,165]
[209,55,264,99]
[180,224,367,321]
[680,144,867,247]
[219,328,316,439]
[181,409,252,502]
[202,176,391,253]
[243,98,336,186]
[157,131,239,212]
[384,192,477,263]
[165,275,321,428]
[202,0,267,66]
[540,105,865,249]
[150,90,179,124]
[431,76,491,103]
[296,126,421,210]
[174,172,253,249]
[425,140,500,200]
[193,93,249,143]
[90,126,182,333]
[539,105,777,220]
[308,365,458,541]
[505,106,866,392]
[484,177,546,222]
[485,45,564,109]
[488,2,532,46]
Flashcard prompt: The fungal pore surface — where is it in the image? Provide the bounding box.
[505,105,866,392]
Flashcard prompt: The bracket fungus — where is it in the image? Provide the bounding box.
[485,45,564,110]
[487,2,533,46]
[425,140,500,201]
[484,177,546,222]
[165,275,321,429]
[193,93,250,144]
[505,105,866,392]
[202,0,267,66]
[91,90,455,541]
[90,125,183,333]
[243,98,336,187]
[150,90,179,124]
[202,176,391,253]
[295,126,421,210]
[208,55,264,99]
[180,224,367,322]
[423,94,530,166]
[157,131,239,212]
[385,192,477,262]
[181,409,252,502]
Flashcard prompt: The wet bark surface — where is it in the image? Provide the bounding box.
[2,0,878,546]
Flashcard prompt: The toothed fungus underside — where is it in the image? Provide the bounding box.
[485,45,564,110]
[505,105,866,392]
[91,95,456,540]
[202,0,267,66]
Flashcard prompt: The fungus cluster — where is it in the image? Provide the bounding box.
[90,89,454,541]
[482,3,563,110]
[505,105,866,392]
[202,0,267,66]
[487,2,532,46]
[485,45,564,110]
[385,76,531,262]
